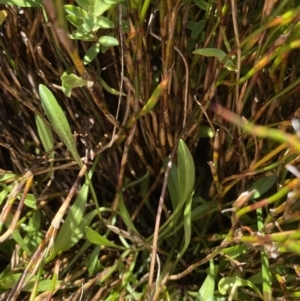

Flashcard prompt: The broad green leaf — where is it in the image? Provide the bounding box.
[167,161,180,210]
[66,15,84,28]
[64,4,87,19]
[84,43,100,65]
[0,172,17,182]
[23,194,37,209]
[61,72,93,97]
[197,261,218,301]
[38,84,82,166]
[187,21,196,30]
[86,245,103,276]
[193,0,210,10]
[218,277,262,297]
[193,48,227,60]
[119,194,139,234]
[91,0,113,16]
[61,73,93,88]
[85,226,122,249]
[70,29,94,41]
[249,174,276,199]
[0,0,42,7]
[48,179,90,260]
[98,36,119,47]
[95,16,114,29]
[193,48,236,71]
[178,139,195,202]
[35,114,54,169]
[81,14,95,32]
[74,0,91,10]
[191,20,205,39]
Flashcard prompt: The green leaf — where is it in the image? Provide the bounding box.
[86,245,103,276]
[198,126,214,138]
[61,73,93,89]
[74,0,91,10]
[98,35,119,47]
[0,185,9,206]
[23,194,37,209]
[249,174,277,199]
[218,277,262,297]
[193,48,227,60]
[38,84,82,166]
[95,16,114,29]
[64,4,87,19]
[35,114,54,168]
[167,161,180,210]
[81,14,95,32]
[119,194,139,234]
[90,0,113,16]
[61,72,93,97]
[0,273,60,291]
[193,48,237,71]
[0,0,42,7]
[191,20,205,39]
[197,261,218,301]
[83,43,100,65]
[85,226,122,249]
[178,139,195,202]
[48,179,91,260]
[180,192,193,256]
[66,15,84,28]
[221,245,248,259]
[70,29,94,41]
[193,0,210,10]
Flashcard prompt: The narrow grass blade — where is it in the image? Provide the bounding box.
[119,194,139,234]
[85,226,123,249]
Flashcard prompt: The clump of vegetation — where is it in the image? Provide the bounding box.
[1,0,300,300]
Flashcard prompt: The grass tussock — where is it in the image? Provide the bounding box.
[1,1,300,300]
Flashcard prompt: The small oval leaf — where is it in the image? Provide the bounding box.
[98,35,119,47]
[83,43,100,65]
